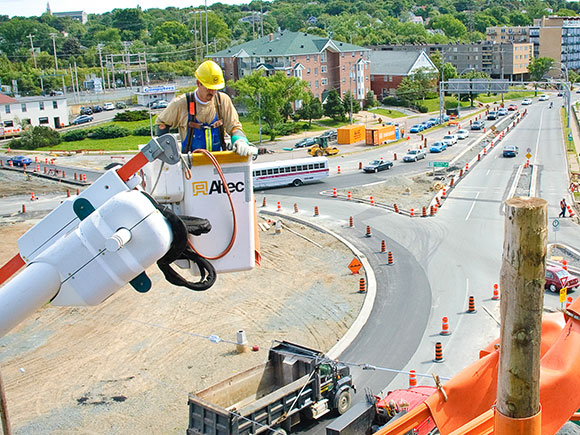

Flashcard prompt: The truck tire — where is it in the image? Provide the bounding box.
[336,389,351,415]
[550,284,557,293]
[273,428,287,435]
[315,150,323,157]
[292,179,303,187]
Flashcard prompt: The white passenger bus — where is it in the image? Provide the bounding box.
[252,157,329,189]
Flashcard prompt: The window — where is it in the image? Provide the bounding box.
[4,120,13,127]
[352,52,355,57]
[39,101,44,110]
[291,166,296,171]
[306,55,310,61]
[314,55,318,62]
[321,78,327,85]
[342,65,345,71]
[307,68,310,74]
[321,52,326,62]
[21,104,27,112]
[315,80,319,88]
[315,68,318,74]
[341,53,345,58]
[389,76,393,82]
[39,117,49,124]
[321,65,327,73]
[273,168,279,174]
[360,51,364,56]
[53,101,58,109]
[267,169,273,175]
[308,164,314,169]
[342,78,346,83]
[4,105,10,114]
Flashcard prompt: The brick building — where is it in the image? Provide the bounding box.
[369,51,437,98]
[210,31,371,102]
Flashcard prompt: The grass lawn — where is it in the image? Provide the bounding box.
[316,118,351,128]
[476,90,535,103]
[368,107,406,118]
[37,115,323,151]
[421,96,470,113]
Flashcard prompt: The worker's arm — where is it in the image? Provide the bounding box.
[155,95,187,138]
[220,94,256,156]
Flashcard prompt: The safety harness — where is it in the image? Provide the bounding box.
[182,91,226,153]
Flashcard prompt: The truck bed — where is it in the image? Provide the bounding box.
[188,349,318,435]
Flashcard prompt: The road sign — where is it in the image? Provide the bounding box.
[526,153,532,159]
[553,219,560,228]
[560,287,568,304]
[428,161,449,168]
[348,258,362,274]
[569,133,573,142]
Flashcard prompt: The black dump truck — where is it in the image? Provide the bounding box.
[187,341,355,435]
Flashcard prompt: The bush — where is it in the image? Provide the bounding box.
[414,104,429,113]
[382,96,405,106]
[61,129,88,142]
[133,125,153,136]
[113,110,150,122]
[88,125,131,139]
[12,126,62,149]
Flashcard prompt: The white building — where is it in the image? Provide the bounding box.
[0,94,69,129]
[135,85,177,107]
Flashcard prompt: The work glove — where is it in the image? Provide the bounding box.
[232,135,258,157]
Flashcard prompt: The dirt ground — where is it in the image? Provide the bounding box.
[0,206,363,434]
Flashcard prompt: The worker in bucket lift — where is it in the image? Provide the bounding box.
[155,60,256,156]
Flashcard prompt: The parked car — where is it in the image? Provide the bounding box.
[502,145,519,157]
[294,137,318,148]
[471,121,485,130]
[91,105,103,113]
[498,108,508,116]
[456,129,469,140]
[363,159,394,173]
[115,102,127,109]
[103,102,115,111]
[487,111,498,120]
[7,155,32,167]
[403,149,426,162]
[522,98,533,105]
[428,118,440,125]
[71,115,94,125]
[319,129,337,141]
[545,265,579,293]
[508,104,518,111]
[80,107,93,115]
[409,124,424,133]
[150,100,168,109]
[442,134,458,145]
[539,94,549,101]
[430,141,447,153]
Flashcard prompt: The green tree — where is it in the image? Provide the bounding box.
[152,21,190,45]
[364,90,377,108]
[395,76,421,105]
[323,89,346,121]
[298,94,324,126]
[461,70,491,106]
[342,91,360,119]
[112,8,146,40]
[11,126,62,150]
[430,14,467,39]
[528,56,555,83]
[230,71,309,140]
[556,9,578,16]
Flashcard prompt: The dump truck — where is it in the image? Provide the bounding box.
[188,341,356,435]
[308,137,339,157]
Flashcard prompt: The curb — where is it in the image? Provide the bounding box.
[259,210,377,360]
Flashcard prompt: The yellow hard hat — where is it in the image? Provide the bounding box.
[195,60,225,90]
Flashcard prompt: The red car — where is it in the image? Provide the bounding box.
[545,265,579,292]
[507,104,518,111]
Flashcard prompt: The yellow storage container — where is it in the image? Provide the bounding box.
[337,124,365,144]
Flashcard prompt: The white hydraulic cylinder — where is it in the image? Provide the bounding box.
[0,263,61,337]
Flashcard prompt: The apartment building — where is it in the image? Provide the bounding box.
[530,16,580,73]
[371,42,532,81]
[210,31,371,102]
[486,26,530,43]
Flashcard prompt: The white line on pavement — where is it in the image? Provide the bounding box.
[465,191,480,221]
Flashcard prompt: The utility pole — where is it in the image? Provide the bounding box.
[27,34,37,68]
[138,53,144,87]
[252,11,255,40]
[143,52,149,85]
[0,369,12,435]
[74,61,80,99]
[49,33,58,70]
[205,0,209,56]
[193,13,197,61]
[69,64,76,99]
[496,197,546,432]
[260,2,264,37]
[97,44,106,93]
[349,65,354,124]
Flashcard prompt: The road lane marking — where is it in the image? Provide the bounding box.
[465,192,480,221]
[486,169,491,176]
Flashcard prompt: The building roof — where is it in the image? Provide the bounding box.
[0,94,17,104]
[369,50,436,76]
[211,31,369,58]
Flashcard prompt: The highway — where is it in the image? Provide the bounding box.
[254,95,580,434]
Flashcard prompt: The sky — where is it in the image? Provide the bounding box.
[4,0,251,18]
